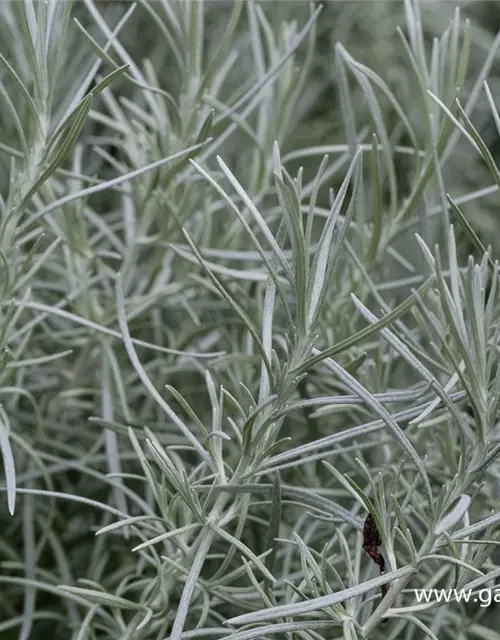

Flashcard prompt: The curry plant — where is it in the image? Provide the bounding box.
[2,1,500,639]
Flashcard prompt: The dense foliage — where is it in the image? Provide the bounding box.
[2,1,500,639]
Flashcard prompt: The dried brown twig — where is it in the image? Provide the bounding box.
[363,513,388,599]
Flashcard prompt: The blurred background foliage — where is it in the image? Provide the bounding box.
[59,0,500,258]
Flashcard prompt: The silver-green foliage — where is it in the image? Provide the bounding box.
[2,1,500,639]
